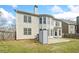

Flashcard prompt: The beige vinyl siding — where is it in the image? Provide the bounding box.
[68,25,75,34]
[16,12,62,39]
[16,13,39,39]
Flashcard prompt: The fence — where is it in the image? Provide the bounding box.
[0,30,16,40]
[63,33,79,39]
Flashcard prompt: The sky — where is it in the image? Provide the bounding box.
[0,5,79,23]
[16,5,79,21]
[0,5,16,27]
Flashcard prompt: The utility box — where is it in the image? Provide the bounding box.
[39,29,48,44]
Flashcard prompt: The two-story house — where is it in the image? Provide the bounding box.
[60,19,76,35]
[16,5,62,40]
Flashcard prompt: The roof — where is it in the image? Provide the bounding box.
[16,10,54,17]
[16,10,38,16]
[60,19,76,25]
[16,10,61,21]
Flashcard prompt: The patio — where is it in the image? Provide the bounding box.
[48,38,71,44]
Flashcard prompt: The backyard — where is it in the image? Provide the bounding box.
[0,39,79,53]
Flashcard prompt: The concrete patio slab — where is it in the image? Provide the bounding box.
[48,38,71,44]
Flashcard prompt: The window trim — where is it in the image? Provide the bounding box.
[24,15,31,23]
[51,29,53,36]
[39,17,42,24]
[24,28,32,35]
[43,17,46,24]
[55,30,57,36]
[59,29,61,36]
[56,21,60,26]
[28,16,31,23]
[24,28,27,35]
[24,15,27,23]
[28,28,31,35]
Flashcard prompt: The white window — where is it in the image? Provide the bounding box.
[24,28,27,35]
[51,29,53,36]
[24,28,32,35]
[59,29,61,36]
[39,17,46,24]
[51,20,53,25]
[43,17,46,24]
[24,15,31,23]
[48,18,50,24]
[28,16,31,23]
[56,21,60,26]
[48,29,49,36]
[39,17,42,24]
[55,30,57,36]
[28,28,31,35]
[24,15,27,22]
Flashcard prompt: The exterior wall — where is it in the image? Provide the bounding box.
[16,13,39,39]
[76,16,79,33]
[62,22,68,35]
[39,16,62,38]
[62,22,76,35]
[16,12,62,40]
[77,25,79,33]
[68,25,75,34]
[47,17,56,38]
[53,21,62,38]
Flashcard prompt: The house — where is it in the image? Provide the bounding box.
[60,19,76,35]
[16,5,62,40]
[76,16,79,33]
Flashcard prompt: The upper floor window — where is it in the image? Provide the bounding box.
[28,16,31,23]
[39,17,42,24]
[24,15,31,23]
[51,19,54,25]
[43,17,46,24]
[48,18,50,24]
[56,21,60,26]
[24,15,27,22]
[70,25,74,29]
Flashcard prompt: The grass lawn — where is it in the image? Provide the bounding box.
[0,39,79,53]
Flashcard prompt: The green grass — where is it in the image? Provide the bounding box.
[0,39,79,53]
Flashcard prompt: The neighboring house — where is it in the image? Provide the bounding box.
[60,19,76,35]
[76,16,79,33]
[16,5,62,40]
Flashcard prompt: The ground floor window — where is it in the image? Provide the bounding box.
[51,29,53,36]
[48,29,49,36]
[28,28,31,35]
[55,30,57,36]
[24,28,32,35]
[59,29,61,36]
